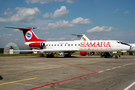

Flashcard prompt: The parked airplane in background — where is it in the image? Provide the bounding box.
[127,44,135,55]
[4,26,132,58]
[71,34,90,41]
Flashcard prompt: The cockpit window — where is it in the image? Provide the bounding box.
[117,41,130,46]
[121,42,130,46]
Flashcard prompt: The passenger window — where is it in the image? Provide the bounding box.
[57,44,59,46]
[78,44,80,46]
[68,44,70,46]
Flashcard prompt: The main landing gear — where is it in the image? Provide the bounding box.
[46,53,54,58]
[101,52,121,59]
[114,55,120,59]
[64,53,71,57]
[39,52,72,58]
[39,53,54,58]
[101,52,113,58]
[64,52,73,57]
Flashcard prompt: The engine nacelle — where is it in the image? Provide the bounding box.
[59,52,65,56]
[29,42,45,49]
[80,51,87,56]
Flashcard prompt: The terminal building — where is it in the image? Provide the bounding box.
[4,42,32,54]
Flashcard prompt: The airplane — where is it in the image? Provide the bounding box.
[3,26,132,58]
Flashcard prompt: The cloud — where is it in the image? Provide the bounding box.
[114,9,119,13]
[44,20,69,30]
[1,8,12,16]
[27,19,52,26]
[86,26,118,33]
[26,0,76,4]
[13,29,19,32]
[66,0,77,3]
[51,6,69,18]
[3,11,12,16]
[47,37,66,40]
[71,38,77,40]
[42,32,50,34]
[0,7,40,23]
[41,17,92,30]
[42,6,69,18]
[42,13,50,18]
[2,34,12,38]
[70,17,92,25]
[124,11,129,14]
[26,0,55,4]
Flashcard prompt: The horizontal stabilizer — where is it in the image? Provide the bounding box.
[3,26,31,30]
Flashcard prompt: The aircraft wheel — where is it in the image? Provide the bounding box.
[64,54,71,57]
[46,54,54,58]
[114,55,118,59]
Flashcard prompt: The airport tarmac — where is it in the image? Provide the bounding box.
[0,55,135,90]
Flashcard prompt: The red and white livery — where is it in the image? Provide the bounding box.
[4,26,131,57]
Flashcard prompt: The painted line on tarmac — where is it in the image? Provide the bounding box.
[0,81,36,87]
[98,62,135,74]
[106,69,111,71]
[118,66,121,68]
[124,82,135,90]
[29,63,98,90]
[98,71,104,73]
[63,63,97,72]
[112,67,116,69]
[0,77,37,86]
[29,62,135,90]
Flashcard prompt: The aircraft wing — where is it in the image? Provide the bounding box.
[9,48,79,53]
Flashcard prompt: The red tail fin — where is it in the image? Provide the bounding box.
[21,27,46,42]
[3,26,46,42]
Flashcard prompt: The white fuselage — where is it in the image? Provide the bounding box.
[25,40,131,52]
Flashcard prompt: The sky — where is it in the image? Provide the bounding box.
[0,0,135,48]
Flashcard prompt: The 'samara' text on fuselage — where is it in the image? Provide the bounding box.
[80,42,111,47]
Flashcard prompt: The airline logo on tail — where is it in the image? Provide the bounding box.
[82,37,86,41]
[72,34,90,41]
[26,31,32,40]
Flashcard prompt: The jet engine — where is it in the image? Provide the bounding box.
[59,52,65,56]
[29,42,45,49]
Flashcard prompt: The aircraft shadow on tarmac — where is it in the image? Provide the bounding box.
[0,75,3,80]
[34,55,104,58]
